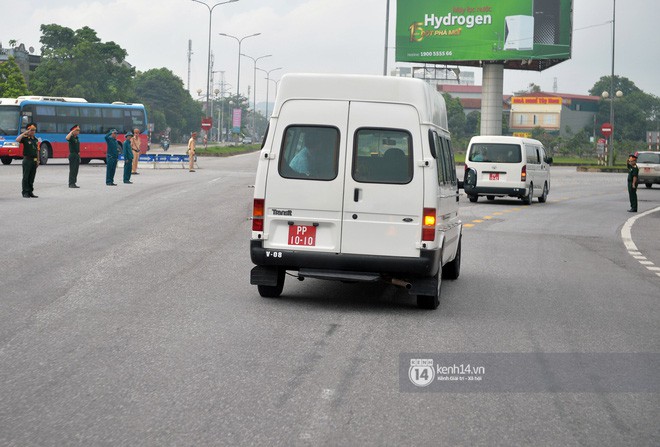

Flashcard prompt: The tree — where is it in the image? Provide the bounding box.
[30,24,135,102]
[442,93,466,139]
[0,56,30,97]
[590,75,660,142]
[133,68,203,141]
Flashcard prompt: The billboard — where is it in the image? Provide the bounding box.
[396,0,573,71]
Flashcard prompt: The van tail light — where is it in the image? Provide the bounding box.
[422,207,436,241]
[521,165,527,182]
[252,198,265,232]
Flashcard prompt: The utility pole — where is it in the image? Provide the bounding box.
[187,39,193,92]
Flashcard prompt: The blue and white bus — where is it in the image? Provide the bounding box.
[0,96,148,165]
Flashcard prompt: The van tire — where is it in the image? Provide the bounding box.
[646,183,652,189]
[257,269,285,298]
[538,182,548,203]
[442,238,461,280]
[417,271,441,310]
[468,195,478,203]
[523,184,533,205]
[486,195,495,201]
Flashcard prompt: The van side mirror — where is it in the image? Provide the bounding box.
[464,168,477,188]
[545,156,553,165]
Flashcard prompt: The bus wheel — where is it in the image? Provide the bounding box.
[1,157,12,165]
[80,158,91,164]
[39,143,51,165]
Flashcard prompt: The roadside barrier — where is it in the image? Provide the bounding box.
[118,153,198,169]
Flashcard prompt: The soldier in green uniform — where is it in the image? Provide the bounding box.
[627,153,639,212]
[16,123,39,198]
[66,124,81,188]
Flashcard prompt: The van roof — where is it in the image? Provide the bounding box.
[469,135,544,146]
[273,73,448,131]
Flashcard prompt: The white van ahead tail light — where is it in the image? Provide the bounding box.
[252,198,265,232]
[521,165,527,182]
[422,208,436,241]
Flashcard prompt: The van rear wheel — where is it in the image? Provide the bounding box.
[257,268,285,298]
[646,183,652,189]
[442,237,461,280]
[417,270,441,310]
[468,195,478,203]
[523,184,533,205]
[486,195,495,201]
[538,182,548,203]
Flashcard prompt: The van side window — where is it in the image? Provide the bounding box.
[433,132,456,185]
[353,128,412,184]
[445,139,457,184]
[279,126,339,180]
[526,145,540,164]
[432,132,446,184]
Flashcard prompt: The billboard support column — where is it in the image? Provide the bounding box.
[481,63,504,136]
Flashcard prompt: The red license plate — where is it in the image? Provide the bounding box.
[489,173,500,181]
[288,225,316,246]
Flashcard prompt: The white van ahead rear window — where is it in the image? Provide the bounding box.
[279,126,339,180]
[469,143,522,163]
[353,129,412,184]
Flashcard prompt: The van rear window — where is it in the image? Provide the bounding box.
[353,129,412,184]
[469,143,522,163]
[279,126,339,180]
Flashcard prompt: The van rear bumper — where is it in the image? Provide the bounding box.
[464,185,526,197]
[250,239,440,277]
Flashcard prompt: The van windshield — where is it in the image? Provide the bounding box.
[469,143,522,163]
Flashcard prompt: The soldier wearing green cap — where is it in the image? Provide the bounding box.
[627,153,638,212]
[17,123,39,198]
[66,124,81,188]
[105,129,119,185]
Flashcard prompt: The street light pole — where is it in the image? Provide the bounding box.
[219,32,261,98]
[257,67,282,120]
[191,0,238,119]
[608,0,616,166]
[242,53,271,139]
[383,0,390,75]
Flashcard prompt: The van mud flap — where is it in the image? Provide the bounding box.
[408,276,439,296]
[250,266,281,286]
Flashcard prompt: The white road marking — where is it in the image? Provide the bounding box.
[621,206,660,276]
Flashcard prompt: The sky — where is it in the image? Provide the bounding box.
[2,0,659,105]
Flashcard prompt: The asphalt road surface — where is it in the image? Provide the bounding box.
[1,155,658,446]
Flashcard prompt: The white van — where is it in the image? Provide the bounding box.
[250,74,462,309]
[463,135,551,204]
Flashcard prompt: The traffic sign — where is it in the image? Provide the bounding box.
[201,118,212,130]
[601,122,612,137]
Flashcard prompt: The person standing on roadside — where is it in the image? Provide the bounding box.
[188,131,197,172]
[122,132,134,184]
[105,129,119,186]
[627,153,639,213]
[131,128,141,175]
[17,123,39,198]
[66,124,81,188]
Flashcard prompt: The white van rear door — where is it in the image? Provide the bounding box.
[341,102,423,258]
[262,100,349,253]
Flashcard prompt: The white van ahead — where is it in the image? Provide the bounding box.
[463,135,552,204]
[250,74,462,309]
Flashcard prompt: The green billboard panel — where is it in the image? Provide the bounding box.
[396,0,573,71]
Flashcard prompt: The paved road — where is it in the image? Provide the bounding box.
[1,156,658,446]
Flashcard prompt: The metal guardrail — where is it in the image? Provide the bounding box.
[118,153,198,169]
